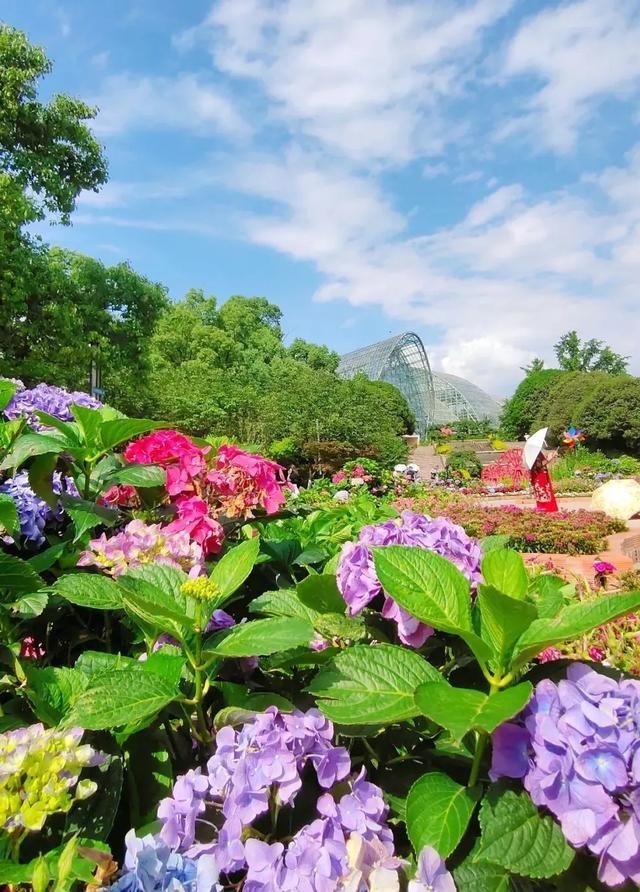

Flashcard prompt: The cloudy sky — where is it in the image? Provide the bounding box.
[5,0,640,395]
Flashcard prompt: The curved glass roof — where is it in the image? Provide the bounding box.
[338,333,435,436]
[338,332,502,432]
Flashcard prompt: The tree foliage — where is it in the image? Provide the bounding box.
[500,370,566,439]
[554,330,628,375]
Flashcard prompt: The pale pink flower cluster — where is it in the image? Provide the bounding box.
[78,519,204,577]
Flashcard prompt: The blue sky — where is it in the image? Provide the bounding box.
[4,0,640,395]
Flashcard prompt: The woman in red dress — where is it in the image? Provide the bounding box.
[530,452,559,513]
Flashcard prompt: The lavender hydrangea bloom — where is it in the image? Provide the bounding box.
[154,707,399,888]
[337,511,482,647]
[491,664,640,888]
[0,471,77,545]
[4,383,101,429]
[109,830,222,892]
[408,846,456,892]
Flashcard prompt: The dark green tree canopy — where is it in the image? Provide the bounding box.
[0,24,107,224]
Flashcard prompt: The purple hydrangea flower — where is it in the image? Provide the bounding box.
[108,830,222,892]
[337,511,482,647]
[0,471,77,545]
[4,383,101,430]
[408,846,456,892]
[491,664,640,887]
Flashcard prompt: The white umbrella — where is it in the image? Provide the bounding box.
[523,427,548,470]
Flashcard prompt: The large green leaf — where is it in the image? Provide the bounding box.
[124,728,173,825]
[473,787,574,879]
[33,412,82,446]
[53,573,123,609]
[71,403,103,446]
[407,772,480,858]
[105,464,166,488]
[373,546,491,662]
[482,550,528,600]
[205,617,314,657]
[28,453,59,508]
[28,542,66,573]
[308,643,443,725]
[75,650,137,676]
[65,736,123,841]
[453,861,518,891]
[250,589,319,623]
[120,582,193,640]
[0,493,19,538]
[12,591,48,617]
[296,574,346,614]
[59,496,118,542]
[0,432,67,470]
[98,418,165,452]
[0,552,43,593]
[64,670,178,729]
[414,681,532,741]
[477,586,537,670]
[209,537,261,603]
[24,666,89,724]
[511,591,640,670]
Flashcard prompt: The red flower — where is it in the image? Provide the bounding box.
[99,484,138,507]
[20,636,45,660]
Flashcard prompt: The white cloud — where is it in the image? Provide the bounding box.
[464,184,524,227]
[181,0,514,164]
[90,74,249,138]
[502,0,640,152]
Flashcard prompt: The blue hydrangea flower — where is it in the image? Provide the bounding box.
[4,383,101,429]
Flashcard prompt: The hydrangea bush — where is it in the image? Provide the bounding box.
[2,377,640,891]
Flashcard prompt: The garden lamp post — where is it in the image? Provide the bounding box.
[89,341,104,400]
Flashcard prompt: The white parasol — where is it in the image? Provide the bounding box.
[523,427,548,470]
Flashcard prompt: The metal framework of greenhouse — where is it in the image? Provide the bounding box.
[337,332,501,435]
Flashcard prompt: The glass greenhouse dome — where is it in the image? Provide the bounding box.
[338,332,502,434]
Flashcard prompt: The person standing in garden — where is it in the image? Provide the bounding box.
[530,451,559,513]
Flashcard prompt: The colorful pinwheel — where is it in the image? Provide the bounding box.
[562,426,585,449]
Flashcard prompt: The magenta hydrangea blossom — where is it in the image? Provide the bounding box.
[4,383,101,429]
[491,664,640,888]
[337,511,482,647]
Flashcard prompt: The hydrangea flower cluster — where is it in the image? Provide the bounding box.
[123,432,289,556]
[147,708,396,889]
[3,383,101,429]
[0,471,78,545]
[491,664,640,888]
[78,519,204,577]
[337,511,482,647]
[0,724,103,834]
[108,830,222,892]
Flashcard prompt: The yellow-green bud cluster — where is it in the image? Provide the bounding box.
[180,576,219,602]
[0,724,103,834]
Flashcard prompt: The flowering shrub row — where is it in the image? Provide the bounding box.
[1,378,640,891]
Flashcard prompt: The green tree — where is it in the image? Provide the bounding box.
[554,330,628,375]
[520,357,545,375]
[500,370,566,439]
[532,371,612,444]
[286,338,340,372]
[0,24,107,224]
[576,377,640,452]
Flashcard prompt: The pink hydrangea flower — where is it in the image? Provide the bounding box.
[77,519,204,576]
[124,430,208,496]
[166,496,225,556]
[206,445,288,519]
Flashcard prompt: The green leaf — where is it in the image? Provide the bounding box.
[0,378,17,411]
[406,772,481,858]
[414,681,533,741]
[98,418,165,452]
[53,573,123,609]
[512,591,640,670]
[124,728,173,825]
[209,537,261,603]
[65,740,123,842]
[0,432,67,470]
[105,464,166,487]
[65,670,178,730]
[372,546,491,663]
[28,453,60,508]
[308,643,443,725]
[33,412,82,446]
[482,549,528,600]
[478,586,537,669]
[75,650,137,676]
[474,787,574,878]
[120,583,193,640]
[0,551,43,593]
[12,590,48,617]
[71,404,103,446]
[59,495,119,541]
[123,564,188,603]
[296,574,346,614]
[453,861,515,892]
[0,493,19,538]
[24,666,89,724]
[205,617,314,657]
[481,535,511,554]
[250,589,319,623]
[28,542,67,572]
[529,575,571,619]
